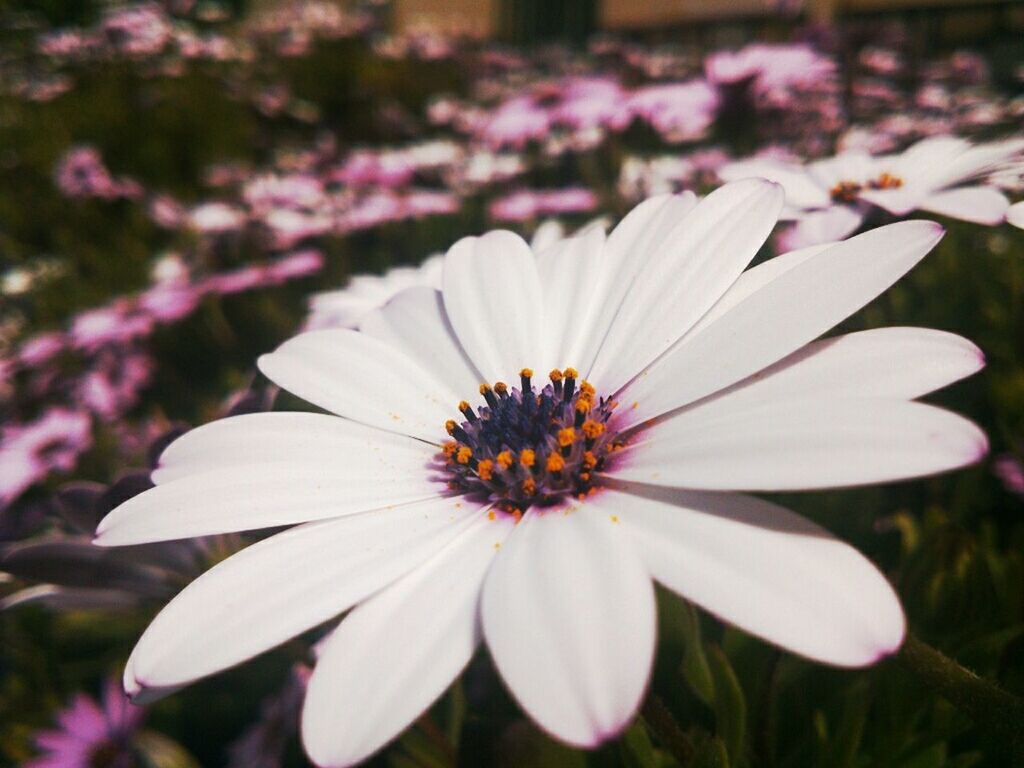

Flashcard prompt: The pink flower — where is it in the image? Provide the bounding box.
[26,678,145,768]
[620,81,720,142]
[480,96,552,149]
[54,147,142,201]
[71,303,154,351]
[490,188,598,222]
[0,409,92,506]
[18,332,66,369]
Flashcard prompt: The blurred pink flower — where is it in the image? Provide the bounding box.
[0,409,92,506]
[489,188,598,222]
[55,147,142,201]
[26,678,144,768]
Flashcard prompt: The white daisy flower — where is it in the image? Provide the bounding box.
[721,135,1024,248]
[95,180,987,767]
[305,254,444,330]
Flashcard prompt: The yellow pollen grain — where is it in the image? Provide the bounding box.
[521,478,536,496]
[487,510,496,521]
[477,459,494,481]
[546,453,565,473]
[558,427,576,447]
[520,449,536,468]
[583,450,597,469]
[456,446,473,464]
[610,515,620,524]
[582,420,605,439]
[497,450,513,469]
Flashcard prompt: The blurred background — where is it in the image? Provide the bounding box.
[1,1,1023,767]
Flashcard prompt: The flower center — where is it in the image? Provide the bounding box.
[869,171,903,190]
[441,367,624,514]
[830,173,902,203]
[830,180,862,203]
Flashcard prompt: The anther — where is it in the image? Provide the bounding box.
[520,368,533,394]
[519,449,536,469]
[459,401,477,423]
[557,427,576,448]
[477,459,494,481]
[480,383,499,410]
[546,453,565,473]
[497,450,513,469]
[494,381,509,398]
[549,368,563,397]
[563,367,577,401]
[456,446,473,465]
[582,420,605,440]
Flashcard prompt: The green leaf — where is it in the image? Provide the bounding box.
[679,602,715,707]
[445,680,466,750]
[619,720,660,768]
[691,735,730,768]
[708,646,746,767]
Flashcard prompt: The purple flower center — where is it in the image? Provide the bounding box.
[441,367,625,514]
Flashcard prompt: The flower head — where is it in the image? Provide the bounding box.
[96,181,986,766]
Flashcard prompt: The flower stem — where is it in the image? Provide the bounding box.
[898,632,1024,758]
[641,693,695,767]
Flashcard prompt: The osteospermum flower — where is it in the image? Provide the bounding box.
[721,135,1024,248]
[26,678,144,768]
[96,180,988,767]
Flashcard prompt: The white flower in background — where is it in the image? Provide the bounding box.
[721,135,1024,248]
[1008,201,1024,230]
[96,180,987,767]
[306,219,608,331]
[304,254,444,330]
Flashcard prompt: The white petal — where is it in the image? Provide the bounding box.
[590,180,784,393]
[677,327,984,419]
[302,513,514,768]
[613,398,987,491]
[1009,201,1024,230]
[779,205,865,250]
[125,496,479,690]
[604,486,905,667]
[621,220,945,423]
[536,226,607,368]
[918,186,1010,225]
[573,193,698,376]
[442,230,547,383]
[152,411,436,484]
[258,328,456,442]
[718,158,831,209]
[686,242,836,338]
[98,441,442,545]
[481,505,655,747]
[359,287,483,399]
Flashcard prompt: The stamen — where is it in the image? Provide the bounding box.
[830,180,862,203]
[441,368,624,509]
